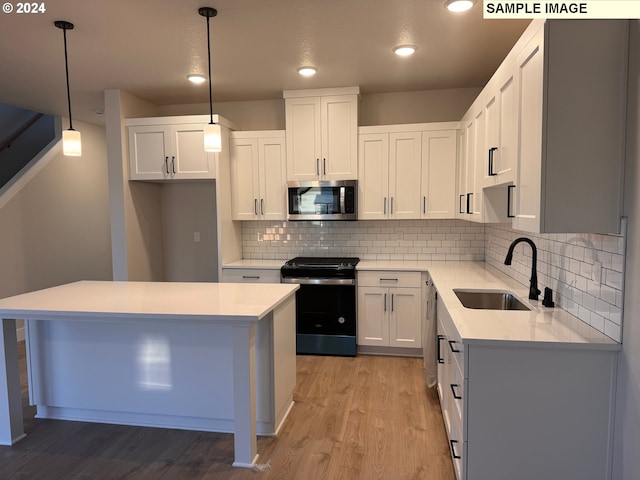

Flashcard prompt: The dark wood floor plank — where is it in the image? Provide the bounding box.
[0,342,455,480]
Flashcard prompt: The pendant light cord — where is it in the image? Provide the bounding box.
[62,26,74,131]
[206,14,214,126]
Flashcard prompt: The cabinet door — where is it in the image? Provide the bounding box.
[496,70,517,184]
[258,136,287,220]
[470,106,484,222]
[388,288,422,348]
[230,137,260,220]
[421,130,457,219]
[389,132,421,219]
[357,286,388,346]
[513,30,544,233]
[358,133,389,219]
[457,127,467,220]
[129,125,170,180]
[285,97,322,181]
[172,124,214,179]
[321,95,358,180]
[482,90,499,188]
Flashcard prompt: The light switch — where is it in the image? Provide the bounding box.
[194,232,201,242]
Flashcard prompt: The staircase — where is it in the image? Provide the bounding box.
[0,103,57,192]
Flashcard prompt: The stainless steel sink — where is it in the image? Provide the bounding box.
[453,289,531,311]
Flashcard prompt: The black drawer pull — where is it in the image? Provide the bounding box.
[507,184,516,218]
[451,384,462,400]
[448,340,461,353]
[437,334,445,364]
[450,439,461,459]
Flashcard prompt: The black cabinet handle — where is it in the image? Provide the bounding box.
[451,384,462,400]
[391,293,394,312]
[449,340,461,353]
[316,158,320,176]
[323,158,327,176]
[437,335,445,364]
[423,196,427,215]
[459,194,464,214]
[466,193,473,214]
[450,440,461,459]
[507,185,515,218]
[254,199,258,215]
[242,275,260,279]
[488,147,498,176]
[165,156,169,174]
[171,156,176,174]
[384,293,387,312]
[261,198,264,216]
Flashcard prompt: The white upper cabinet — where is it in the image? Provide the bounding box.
[284,87,359,181]
[388,131,422,219]
[129,123,214,181]
[230,131,286,221]
[126,115,236,181]
[457,103,483,223]
[359,123,458,221]
[421,130,458,219]
[511,20,628,233]
[481,66,517,188]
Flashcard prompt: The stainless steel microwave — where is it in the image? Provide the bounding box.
[287,180,357,221]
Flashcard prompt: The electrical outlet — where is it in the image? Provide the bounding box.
[592,260,602,285]
[194,232,201,242]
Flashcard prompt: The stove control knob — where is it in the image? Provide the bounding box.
[338,317,345,324]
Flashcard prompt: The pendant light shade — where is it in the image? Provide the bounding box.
[204,123,222,152]
[199,7,222,153]
[62,129,82,156]
[55,20,81,157]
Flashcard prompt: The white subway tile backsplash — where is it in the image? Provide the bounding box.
[485,223,625,342]
[241,219,625,342]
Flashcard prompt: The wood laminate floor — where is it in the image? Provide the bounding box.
[0,342,455,480]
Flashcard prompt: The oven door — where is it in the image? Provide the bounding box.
[294,282,357,356]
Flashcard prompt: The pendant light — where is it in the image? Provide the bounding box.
[199,7,222,153]
[54,20,81,156]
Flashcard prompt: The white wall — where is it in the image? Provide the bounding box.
[161,182,218,282]
[613,19,640,480]
[157,87,480,131]
[0,120,113,336]
[105,89,164,281]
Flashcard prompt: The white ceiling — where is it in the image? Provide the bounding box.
[0,0,530,125]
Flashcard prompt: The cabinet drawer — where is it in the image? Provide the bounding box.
[358,271,421,288]
[222,268,281,283]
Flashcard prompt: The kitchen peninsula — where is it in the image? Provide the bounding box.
[0,280,298,468]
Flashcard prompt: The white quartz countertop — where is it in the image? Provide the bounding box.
[426,262,620,350]
[0,281,299,323]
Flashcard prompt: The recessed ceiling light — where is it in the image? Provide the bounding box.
[444,0,475,12]
[187,74,207,84]
[297,66,318,77]
[393,45,417,57]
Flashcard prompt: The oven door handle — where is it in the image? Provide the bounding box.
[281,277,356,286]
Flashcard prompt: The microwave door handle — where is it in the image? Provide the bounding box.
[340,186,346,214]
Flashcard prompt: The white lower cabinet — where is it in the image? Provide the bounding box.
[436,294,618,480]
[221,268,281,284]
[357,271,422,348]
